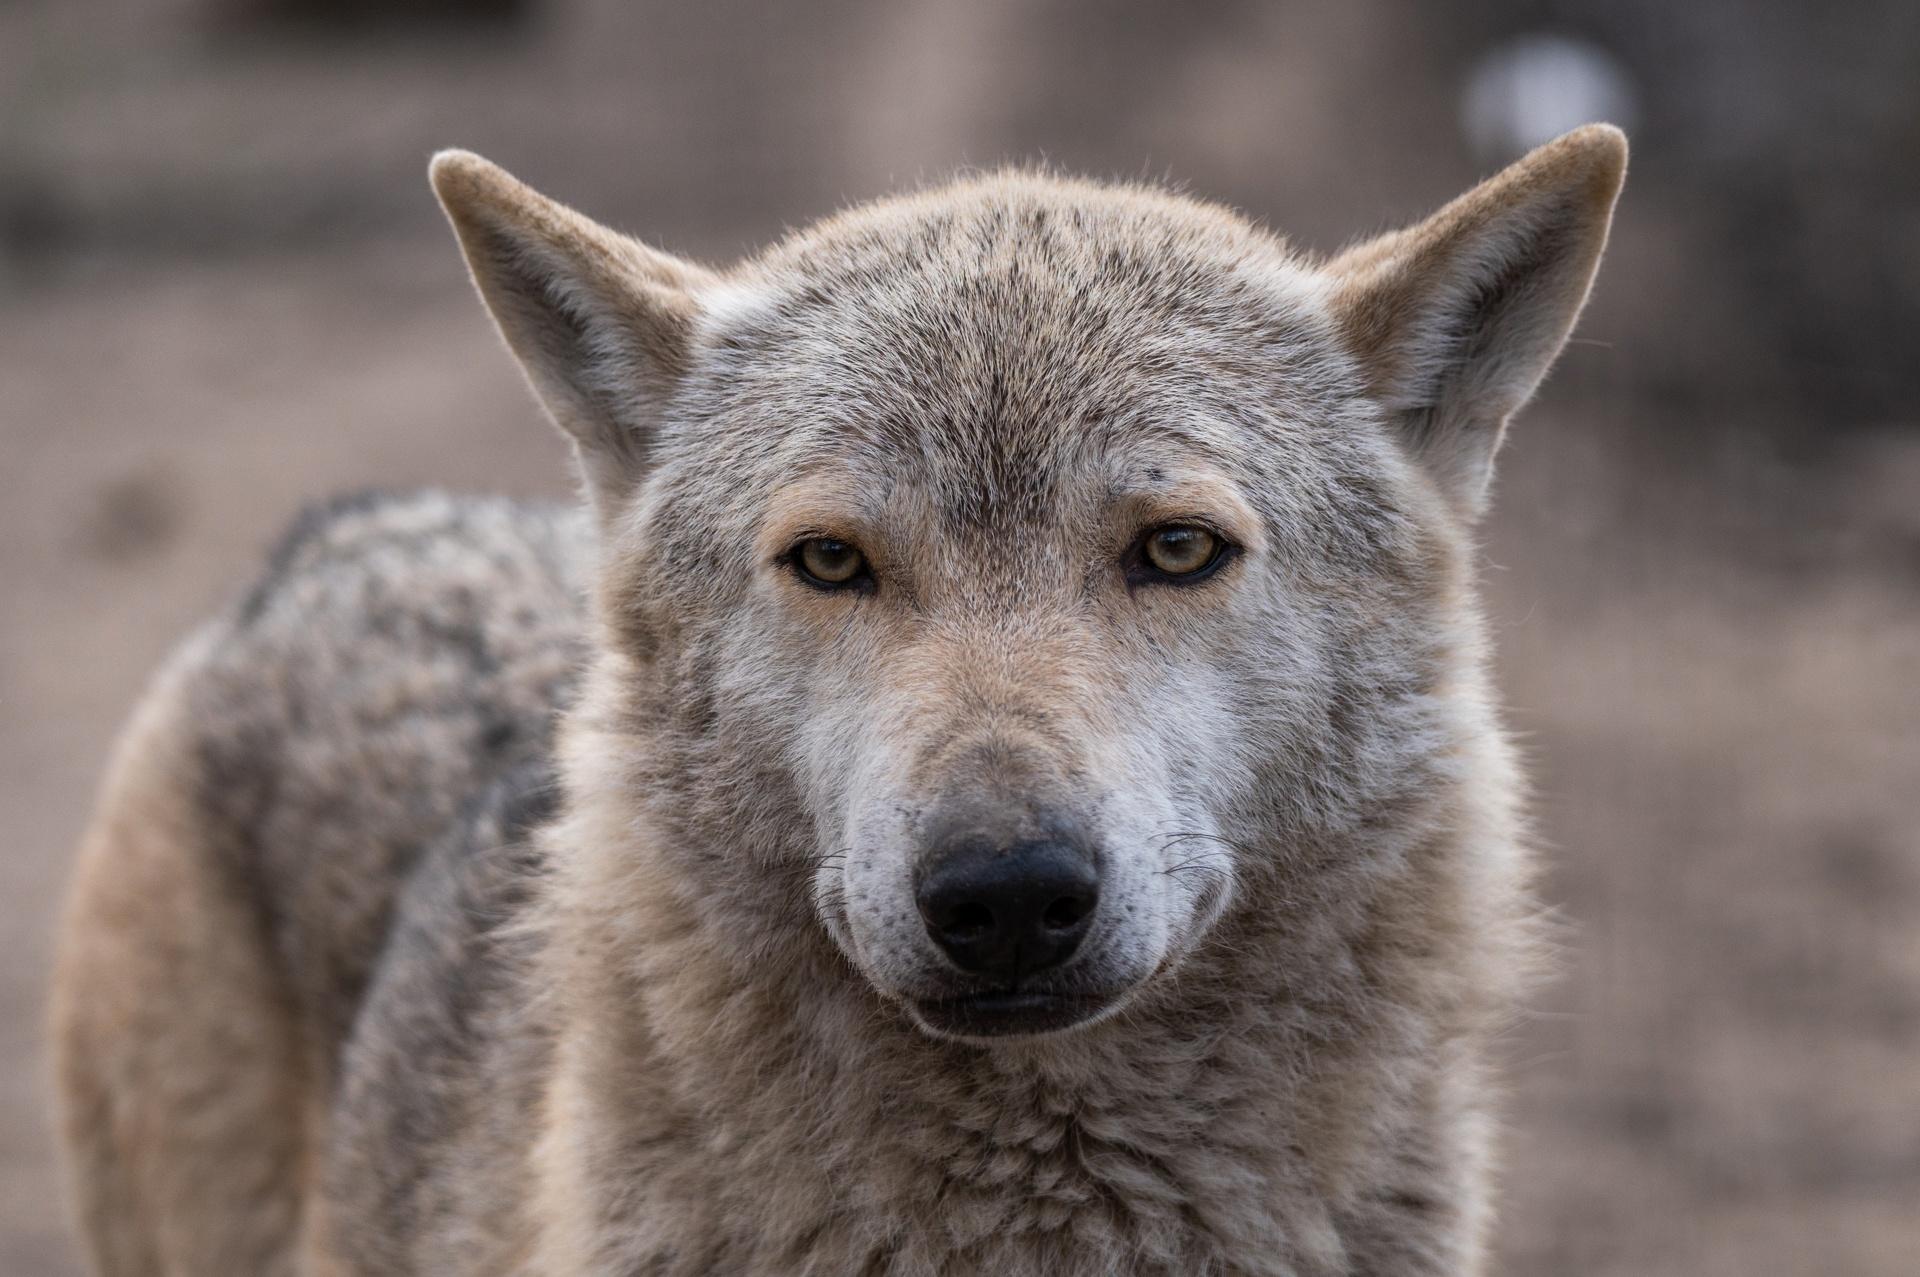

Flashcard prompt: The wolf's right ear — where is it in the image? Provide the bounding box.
[1326,125,1626,520]
[429,151,716,511]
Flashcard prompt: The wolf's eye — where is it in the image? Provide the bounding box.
[792,537,871,590]
[1137,525,1226,580]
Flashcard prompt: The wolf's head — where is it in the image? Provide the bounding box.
[432,131,1623,1042]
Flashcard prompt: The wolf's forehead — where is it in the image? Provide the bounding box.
[730,177,1326,343]
[690,181,1340,498]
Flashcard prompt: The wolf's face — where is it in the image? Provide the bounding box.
[622,201,1448,1039]
[433,132,1625,1040]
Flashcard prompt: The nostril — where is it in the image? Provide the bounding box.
[1041,895,1090,932]
[944,902,995,942]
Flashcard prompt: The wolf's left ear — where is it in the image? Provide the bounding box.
[1327,124,1626,518]
[430,151,717,512]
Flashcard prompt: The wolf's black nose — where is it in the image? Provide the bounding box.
[916,838,1100,982]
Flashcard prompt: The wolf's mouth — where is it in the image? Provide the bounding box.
[908,988,1119,1040]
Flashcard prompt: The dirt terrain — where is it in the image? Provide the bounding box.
[4,3,1916,1272]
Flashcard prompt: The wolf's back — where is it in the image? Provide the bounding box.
[194,490,588,1039]
[51,489,589,1276]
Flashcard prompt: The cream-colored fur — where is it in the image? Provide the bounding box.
[53,629,312,1276]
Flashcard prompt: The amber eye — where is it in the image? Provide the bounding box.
[1140,525,1223,578]
[793,537,870,589]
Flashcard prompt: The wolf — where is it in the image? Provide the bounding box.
[51,125,1625,1276]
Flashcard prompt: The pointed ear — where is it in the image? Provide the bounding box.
[1327,124,1626,518]
[429,150,716,512]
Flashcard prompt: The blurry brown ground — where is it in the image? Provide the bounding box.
[3,2,1916,1272]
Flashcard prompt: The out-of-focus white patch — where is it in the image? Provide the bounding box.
[1460,35,1640,163]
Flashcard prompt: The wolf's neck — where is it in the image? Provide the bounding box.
[522,826,1440,1276]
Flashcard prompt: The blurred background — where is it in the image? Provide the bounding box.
[3,1,1916,1272]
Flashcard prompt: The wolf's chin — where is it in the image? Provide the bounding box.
[902,985,1138,1043]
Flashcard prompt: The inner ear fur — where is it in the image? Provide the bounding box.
[1327,124,1627,518]
[429,150,717,510]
